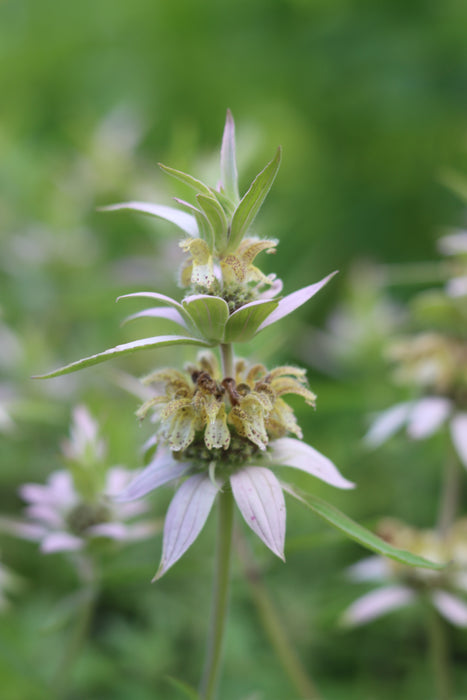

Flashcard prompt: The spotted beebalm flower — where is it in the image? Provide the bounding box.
[342,518,467,628]
[117,352,353,579]
[365,331,467,468]
[0,406,159,553]
[365,396,467,469]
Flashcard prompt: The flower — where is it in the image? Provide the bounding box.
[365,396,467,469]
[0,406,159,554]
[342,518,467,628]
[116,352,354,579]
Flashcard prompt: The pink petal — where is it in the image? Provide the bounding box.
[123,306,188,329]
[257,272,337,331]
[23,504,64,528]
[153,474,219,580]
[87,522,128,540]
[230,467,286,560]
[407,397,451,439]
[268,437,354,490]
[114,451,190,502]
[122,521,161,541]
[446,276,467,298]
[40,532,84,553]
[346,556,389,582]
[100,201,199,237]
[432,591,467,627]
[20,471,77,510]
[450,413,467,469]
[0,517,47,541]
[364,402,413,448]
[341,585,414,626]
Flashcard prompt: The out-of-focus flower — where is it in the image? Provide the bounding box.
[0,406,159,554]
[342,518,467,628]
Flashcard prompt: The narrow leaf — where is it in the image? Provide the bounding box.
[182,295,229,343]
[230,467,285,560]
[224,299,278,343]
[220,109,239,202]
[257,272,337,332]
[99,202,198,237]
[227,147,282,252]
[196,194,229,252]
[285,487,445,571]
[165,677,202,700]
[175,199,214,249]
[159,163,213,198]
[34,335,212,379]
[153,474,219,580]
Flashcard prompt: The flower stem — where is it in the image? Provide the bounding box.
[236,533,323,700]
[220,343,234,378]
[437,449,460,537]
[53,585,97,699]
[199,488,234,700]
[426,600,452,700]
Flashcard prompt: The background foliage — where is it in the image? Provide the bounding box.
[2,0,467,697]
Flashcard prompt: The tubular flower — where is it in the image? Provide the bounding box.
[179,238,216,289]
[137,352,317,454]
[116,352,353,579]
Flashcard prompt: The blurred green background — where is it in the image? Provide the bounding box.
[2,0,467,698]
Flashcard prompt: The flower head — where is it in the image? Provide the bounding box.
[117,352,353,579]
[342,518,467,628]
[0,406,159,555]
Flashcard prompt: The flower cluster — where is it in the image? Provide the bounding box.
[37,112,441,583]
[0,406,159,555]
[365,230,467,470]
[342,518,467,628]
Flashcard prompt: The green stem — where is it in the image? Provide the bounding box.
[53,585,97,699]
[426,600,452,700]
[220,343,234,378]
[236,534,323,700]
[199,489,234,700]
[437,449,460,537]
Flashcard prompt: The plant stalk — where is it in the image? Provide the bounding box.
[236,534,323,700]
[199,488,234,700]
[426,601,452,700]
[437,449,460,537]
[220,343,234,378]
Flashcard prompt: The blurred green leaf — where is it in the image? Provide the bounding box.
[165,676,202,700]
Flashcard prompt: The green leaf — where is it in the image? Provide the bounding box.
[224,300,278,343]
[34,335,212,379]
[227,147,281,252]
[220,109,239,202]
[175,198,214,250]
[165,676,201,700]
[287,488,445,571]
[196,193,229,252]
[159,163,213,198]
[98,202,198,237]
[183,295,229,343]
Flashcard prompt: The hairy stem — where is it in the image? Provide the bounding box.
[220,343,234,378]
[236,533,323,700]
[199,488,234,700]
[426,601,452,700]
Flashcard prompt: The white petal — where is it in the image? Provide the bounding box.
[446,276,467,298]
[87,522,128,540]
[257,272,337,331]
[432,591,467,627]
[346,556,389,582]
[364,403,413,447]
[154,474,218,580]
[40,532,84,553]
[450,413,467,469]
[268,437,354,490]
[407,397,451,439]
[114,451,190,502]
[230,467,285,560]
[341,585,414,626]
